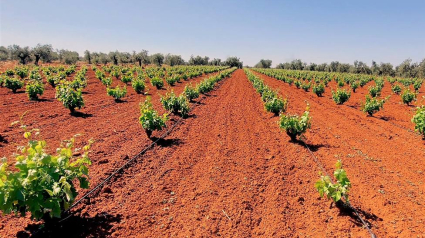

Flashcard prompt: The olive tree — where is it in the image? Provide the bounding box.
[109,51,119,65]
[59,50,79,64]
[254,59,272,68]
[32,44,53,65]
[84,50,92,64]
[9,45,31,64]
[224,56,243,68]
[150,53,164,66]
[164,54,185,66]
[189,55,209,65]
[133,50,149,66]
[209,58,221,66]
[0,46,10,61]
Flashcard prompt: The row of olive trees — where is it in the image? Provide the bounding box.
[0,44,244,68]
[0,44,79,65]
[275,59,425,78]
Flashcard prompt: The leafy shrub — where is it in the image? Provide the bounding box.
[301,82,311,92]
[101,77,112,86]
[279,105,311,141]
[121,74,133,84]
[197,80,214,94]
[111,70,120,79]
[139,97,168,137]
[362,95,388,116]
[0,120,93,220]
[56,84,85,113]
[5,77,24,93]
[160,91,190,118]
[184,84,199,101]
[15,67,28,79]
[368,85,382,97]
[26,80,45,100]
[151,77,164,89]
[412,106,425,138]
[312,84,325,97]
[265,97,288,115]
[391,84,401,94]
[294,80,301,89]
[332,89,351,105]
[337,80,345,87]
[315,160,351,203]
[107,86,127,101]
[47,75,60,87]
[131,78,145,94]
[413,80,423,92]
[350,81,359,92]
[165,76,177,86]
[401,89,416,105]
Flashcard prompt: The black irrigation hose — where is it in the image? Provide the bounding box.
[299,138,377,238]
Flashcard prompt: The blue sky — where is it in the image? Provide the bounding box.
[1,0,424,66]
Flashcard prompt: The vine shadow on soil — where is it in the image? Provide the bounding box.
[17,212,122,238]
[0,134,7,147]
[291,139,326,152]
[334,201,382,228]
[151,137,182,147]
[70,111,93,118]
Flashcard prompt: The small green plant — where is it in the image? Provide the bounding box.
[131,78,145,94]
[337,80,345,87]
[392,84,401,94]
[5,77,24,93]
[368,85,382,97]
[361,95,388,116]
[401,89,416,105]
[121,74,133,84]
[412,106,425,138]
[101,77,112,86]
[139,97,168,137]
[26,80,45,100]
[183,84,199,101]
[312,84,325,97]
[413,80,423,92]
[265,97,288,115]
[332,89,351,105]
[0,117,93,220]
[165,76,177,86]
[56,84,85,113]
[279,105,311,141]
[350,81,359,92]
[160,91,190,118]
[315,160,351,203]
[107,86,127,101]
[151,77,164,89]
[47,75,60,87]
[294,80,301,89]
[301,82,311,92]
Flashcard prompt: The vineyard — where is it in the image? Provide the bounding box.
[1,62,425,237]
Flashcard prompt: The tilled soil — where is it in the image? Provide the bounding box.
[0,68,423,237]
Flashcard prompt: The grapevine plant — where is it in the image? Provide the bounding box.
[362,95,389,116]
[0,118,93,220]
[279,104,311,141]
[107,86,127,101]
[26,80,45,100]
[139,97,168,137]
[315,160,351,203]
[160,91,190,118]
[56,83,85,113]
[332,89,351,105]
[412,106,425,138]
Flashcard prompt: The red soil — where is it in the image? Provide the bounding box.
[0,68,423,237]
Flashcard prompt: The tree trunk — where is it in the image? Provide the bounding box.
[19,56,26,65]
[138,60,142,67]
[35,56,40,66]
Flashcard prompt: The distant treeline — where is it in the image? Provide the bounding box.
[254,58,425,78]
[0,44,243,68]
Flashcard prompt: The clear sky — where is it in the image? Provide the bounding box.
[1,0,424,67]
